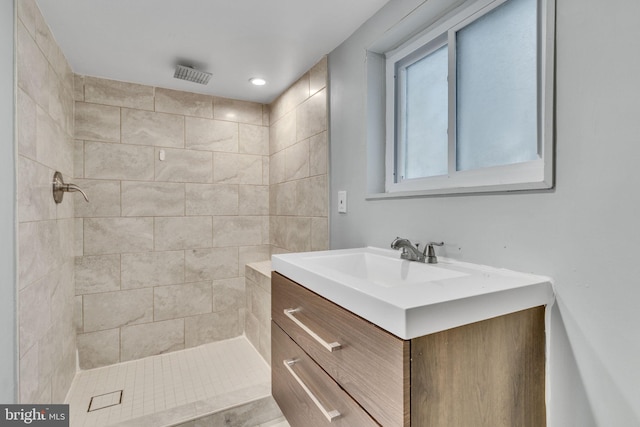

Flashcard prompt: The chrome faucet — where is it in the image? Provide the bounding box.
[390,237,444,264]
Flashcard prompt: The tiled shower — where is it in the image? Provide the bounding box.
[16,0,328,423]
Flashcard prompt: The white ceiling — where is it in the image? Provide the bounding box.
[35,0,390,104]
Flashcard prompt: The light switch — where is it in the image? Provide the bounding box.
[159,149,166,161]
[338,191,347,213]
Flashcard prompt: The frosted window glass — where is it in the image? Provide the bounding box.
[402,45,448,179]
[456,0,538,171]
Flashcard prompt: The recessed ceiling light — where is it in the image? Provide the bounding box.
[249,77,266,86]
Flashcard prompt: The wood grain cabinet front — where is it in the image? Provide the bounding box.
[271,272,546,427]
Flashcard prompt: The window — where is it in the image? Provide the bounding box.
[383,0,554,195]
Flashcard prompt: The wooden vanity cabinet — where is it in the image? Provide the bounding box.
[271,272,546,427]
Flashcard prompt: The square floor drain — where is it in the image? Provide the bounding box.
[88,390,123,412]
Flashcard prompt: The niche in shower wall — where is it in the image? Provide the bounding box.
[73,77,271,369]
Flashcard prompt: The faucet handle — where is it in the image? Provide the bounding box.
[425,241,444,264]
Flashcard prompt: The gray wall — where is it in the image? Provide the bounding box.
[1,0,16,404]
[328,0,640,425]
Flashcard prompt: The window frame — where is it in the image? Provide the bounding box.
[383,0,555,196]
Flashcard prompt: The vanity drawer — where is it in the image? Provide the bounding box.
[272,323,378,427]
[272,272,409,427]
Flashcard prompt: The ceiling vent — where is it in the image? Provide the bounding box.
[173,65,212,85]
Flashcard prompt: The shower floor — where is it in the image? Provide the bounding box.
[65,336,287,427]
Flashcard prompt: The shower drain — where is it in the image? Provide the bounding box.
[88,390,123,412]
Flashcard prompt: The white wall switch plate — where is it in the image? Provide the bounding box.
[338,191,347,213]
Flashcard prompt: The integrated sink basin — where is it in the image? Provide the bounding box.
[272,247,554,339]
[302,251,467,287]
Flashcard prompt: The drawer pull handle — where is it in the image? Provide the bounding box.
[284,308,341,352]
[284,359,341,422]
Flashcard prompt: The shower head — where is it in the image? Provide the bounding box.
[173,65,212,85]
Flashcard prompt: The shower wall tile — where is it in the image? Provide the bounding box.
[84,141,154,181]
[18,156,56,222]
[270,74,309,125]
[186,117,238,152]
[296,88,327,141]
[19,276,51,358]
[154,216,212,251]
[296,175,328,217]
[269,57,328,254]
[153,282,213,321]
[239,185,269,215]
[75,254,120,295]
[73,179,121,217]
[121,181,185,217]
[269,111,296,154]
[213,153,263,185]
[17,3,77,403]
[284,139,310,181]
[212,277,245,313]
[155,88,213,118]
[75,102,120,142]
[185,248,239,282]
[238,246,271,277]
[214,97,262,125]
[71,75,335,368]
[239,124,269,155]
[36,106,73,176]
[185,183,238,216]
[309,131,328,176]
[310,56,328,96]
[120,319,185,362]
[84,217,154,255]
[77,329,120,369]
[121,250,185,289]
[83,288,153,332]
[17,88,37,159]
[121,108,185,148]
[73,140,84,178]
[184,309,241,348]
[84,77,154,110]
[17,20,49,110]
[155,148,213,183]
[213,216,263,247]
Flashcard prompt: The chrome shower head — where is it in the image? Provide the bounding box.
[173,65,212,85]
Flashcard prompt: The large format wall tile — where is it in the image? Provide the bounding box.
[84,217,154,255]
[75,102,120,142]
[185,183,238,216]
[121,181,185,217]
[73,179,121,218]
[155,148,213,183]
[184,309,241,348]
[214,97,262,125]
[213,217,263,247]
[186,117,238,152]
[153,282,213,321]
[120,319,185,361]
[83,77,154,110]
[75,254,120,295]
[84,141,154,181]
[239,124,269,155]
[77,329,120,369]
[154,216,213,250]
[121,251,185,289]
[121,108,184,148]
[155,88,213,118]
[83,288,153,332]
[185,248,239,282]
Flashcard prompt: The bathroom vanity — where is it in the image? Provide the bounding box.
[271,247,553,427]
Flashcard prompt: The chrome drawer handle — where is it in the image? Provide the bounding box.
[284,308,341,352]
[283,359,341,422]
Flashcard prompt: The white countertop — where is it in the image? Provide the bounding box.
[272,247,554,339]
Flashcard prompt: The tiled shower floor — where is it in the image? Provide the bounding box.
[65,336,286,427]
